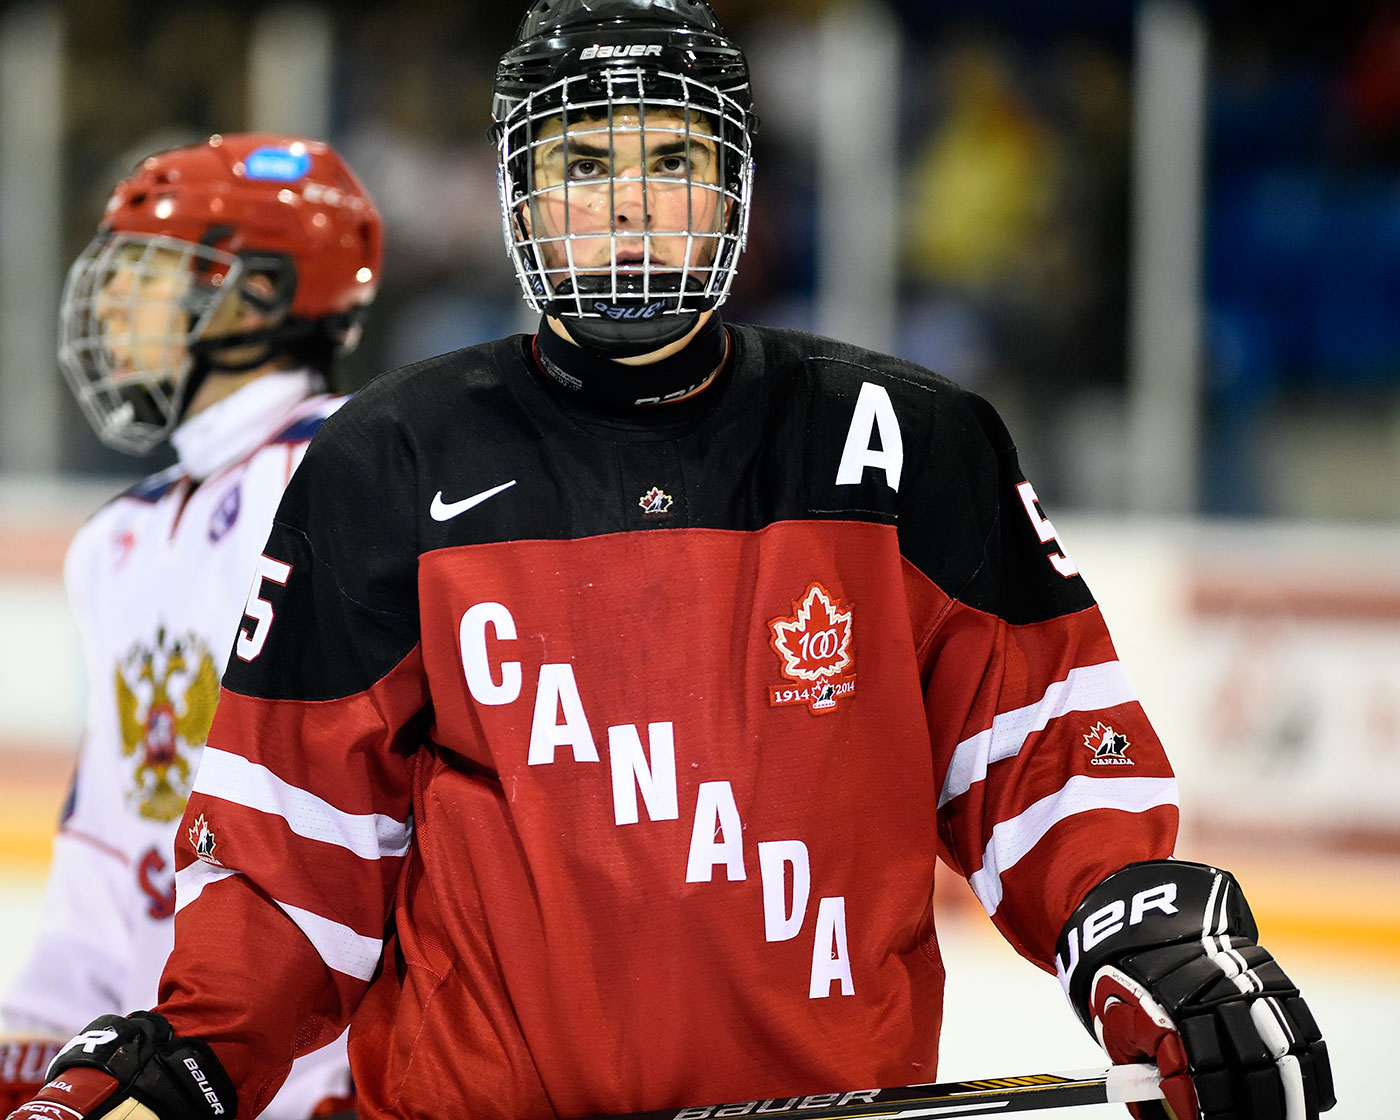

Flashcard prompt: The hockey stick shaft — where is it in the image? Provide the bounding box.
[589,1064,1162,1120]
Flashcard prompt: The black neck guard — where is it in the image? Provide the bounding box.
[532,313,729,410]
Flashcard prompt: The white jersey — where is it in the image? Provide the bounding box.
[2,372,352,1119]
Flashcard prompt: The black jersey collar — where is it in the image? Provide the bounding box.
[532,312,730,412]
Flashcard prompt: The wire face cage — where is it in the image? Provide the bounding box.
[496,66,754,323]
[59,232,244,454]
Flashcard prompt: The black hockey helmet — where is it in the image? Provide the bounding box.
[492,0,758,358]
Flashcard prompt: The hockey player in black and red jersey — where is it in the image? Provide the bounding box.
[12,4,1333,1120]
[0,134,381,1119]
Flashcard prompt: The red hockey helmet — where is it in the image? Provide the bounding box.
[60,133,384,453]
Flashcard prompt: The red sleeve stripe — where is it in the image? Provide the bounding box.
[967,775,1179,915]
[193,747,412,859]
[939,660,1138,809]
[175,862,384,982]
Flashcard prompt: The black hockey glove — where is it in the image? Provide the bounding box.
[8,1010,236,1120]
[1056,860,1334,1120]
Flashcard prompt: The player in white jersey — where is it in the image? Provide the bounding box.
[0,133,383,1120]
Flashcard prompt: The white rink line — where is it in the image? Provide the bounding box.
[0,877,1391,1117]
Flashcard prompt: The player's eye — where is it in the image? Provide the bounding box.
[654,155,690,177]
[567,157,608,181]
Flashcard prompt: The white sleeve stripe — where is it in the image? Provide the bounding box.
[939,661,1138,809]
[281,901,384,982]
[175,860,240,913]
[174,865,383,982]
[194,747,411,859]
[967,775,1179,915]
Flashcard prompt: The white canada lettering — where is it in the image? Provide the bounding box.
[458,603,865,1003]
[459,602,521,704]
[685,781,746,882]
[758,839,810,942]
[835,381,903,491]
[609,722,679,825]
[808,895,854,998]
[527,664,600,765]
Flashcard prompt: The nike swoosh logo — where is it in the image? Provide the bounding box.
[430,480,517,522]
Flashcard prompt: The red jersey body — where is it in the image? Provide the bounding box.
[156,326,1177,1119]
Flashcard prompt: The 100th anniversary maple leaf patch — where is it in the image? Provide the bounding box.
[768,582,856,714]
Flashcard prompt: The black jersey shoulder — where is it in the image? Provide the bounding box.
[735,323,1011,486]
[275,334,526,574]
[294,327,1090,627]
[735,324,1094,625]
[219,344,523,705]
[300,334,618,546]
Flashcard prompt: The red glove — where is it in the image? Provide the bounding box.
[1088,965,1199,1120]
[0,1038,64,1118]
[9,1066,162,1120]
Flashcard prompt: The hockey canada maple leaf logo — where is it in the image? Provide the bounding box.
[639,487,673,517]
[769,582,855,714]
[1084,722,1134,766]
[188,813,223,865]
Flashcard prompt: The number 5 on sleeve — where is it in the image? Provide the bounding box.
[236,554,293,662]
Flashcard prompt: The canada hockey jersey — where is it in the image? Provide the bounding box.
[2,373,352,1120]
[157,328,1179,1120]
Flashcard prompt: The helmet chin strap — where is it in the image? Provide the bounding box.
[534,309,729,409]
[553,306,704,359]
[540,271,719,359]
